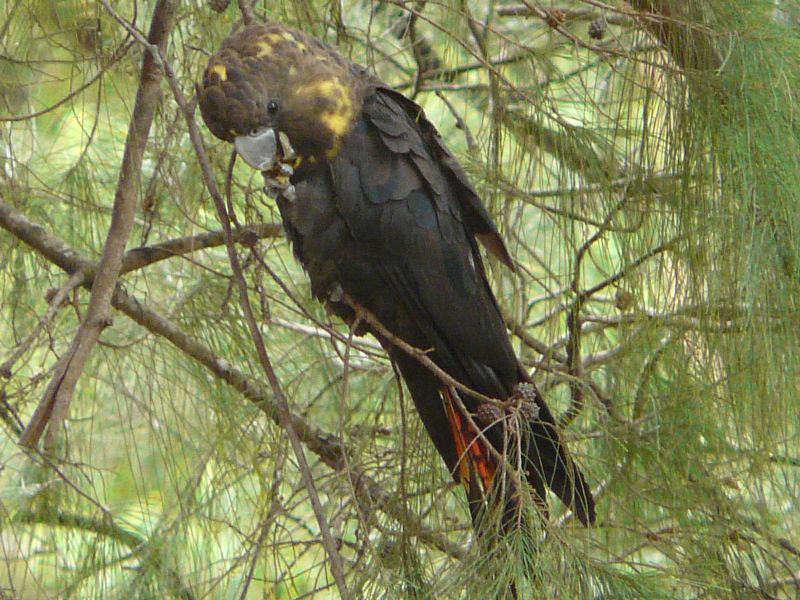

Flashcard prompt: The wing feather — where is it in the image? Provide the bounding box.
[328,92,518,398]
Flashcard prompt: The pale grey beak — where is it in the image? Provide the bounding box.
[235,127,277,171]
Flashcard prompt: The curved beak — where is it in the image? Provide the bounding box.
[234,127,277,171]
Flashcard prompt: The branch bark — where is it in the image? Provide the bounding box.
[18,0,177,450]
[120,222,282,273]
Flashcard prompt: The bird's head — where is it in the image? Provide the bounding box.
[198,23,367,171]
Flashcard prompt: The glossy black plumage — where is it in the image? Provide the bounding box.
[198,23,595,529]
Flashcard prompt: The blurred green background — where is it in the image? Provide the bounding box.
[1,0,799,597]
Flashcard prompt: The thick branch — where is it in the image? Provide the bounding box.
[19,0,177,450]
[0,200,280,280]
[120,223,282,274]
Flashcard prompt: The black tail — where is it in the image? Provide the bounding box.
[392,351,596,527]
[522,390,596,526]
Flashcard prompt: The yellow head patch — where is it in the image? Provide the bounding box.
[255,41,272,57]
[295,78,354,156]
[208,63,227,81]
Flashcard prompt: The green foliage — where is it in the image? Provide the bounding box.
[1,0,799,598]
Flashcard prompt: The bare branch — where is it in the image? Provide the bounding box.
[19,0,178,450]
[120,223,282,274]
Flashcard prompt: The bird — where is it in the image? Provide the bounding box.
[197,21,595,531]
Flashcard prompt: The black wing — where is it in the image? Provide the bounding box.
[334,90,520,399]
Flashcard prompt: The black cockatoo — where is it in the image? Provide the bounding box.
[198,22,595,529]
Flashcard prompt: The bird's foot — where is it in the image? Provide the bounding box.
[261,163,296,201]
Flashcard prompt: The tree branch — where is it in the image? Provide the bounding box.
[0,196,467,561]
[120,223,282,274]
[0,271,85,379]
[19,0,177,451]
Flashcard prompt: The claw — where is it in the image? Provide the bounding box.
[278,131,296,161]
[262,168,296,201]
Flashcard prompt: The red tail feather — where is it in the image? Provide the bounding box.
[443,387,497,495]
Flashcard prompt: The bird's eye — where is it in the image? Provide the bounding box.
[249,128,260,136]
[267,100,280,114]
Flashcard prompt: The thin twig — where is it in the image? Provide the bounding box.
[0,271,84,379]
[434,90,477,151]
[340,293,504,408]
[503,312,568,365]
[0,42,134,123]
